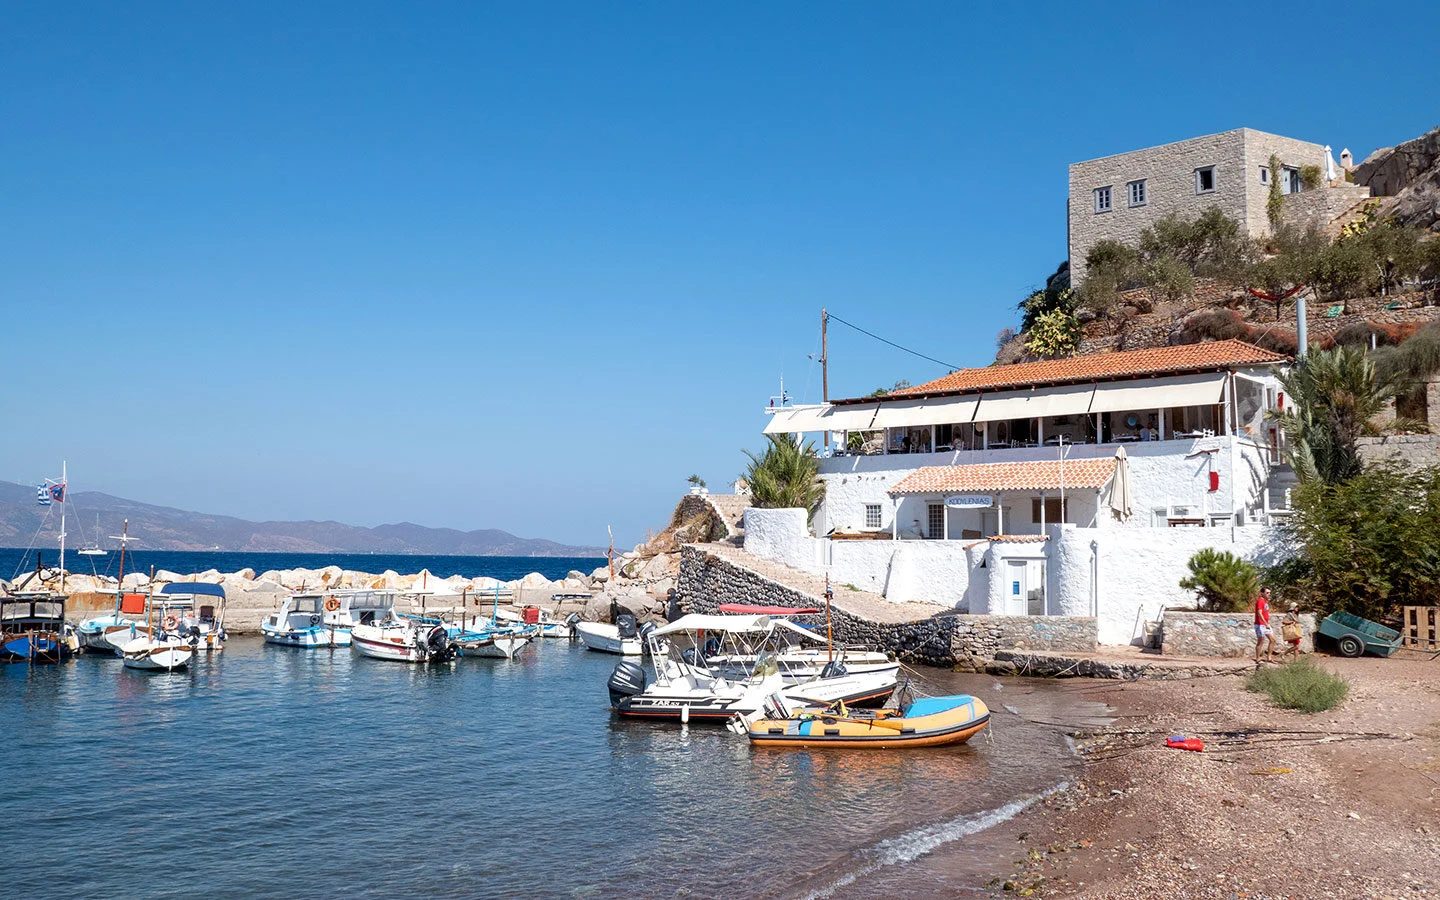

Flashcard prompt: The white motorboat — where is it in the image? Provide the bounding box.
[350,617,455,663]
[261,590,399,649]
[705,617,897,685]
[494,605,573,639]
[157,583,227,651]
[576,616,645,655]
[605,614,898,723]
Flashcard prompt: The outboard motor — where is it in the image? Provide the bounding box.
[615,614,638,640]
[819,660,849,679]
[637,621,656,642]
[425,624,451,660]
[607,660,648,708]
[565,612,582,642]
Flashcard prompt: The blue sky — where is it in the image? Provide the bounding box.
[2,2,1434,546]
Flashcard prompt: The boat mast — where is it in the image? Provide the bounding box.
[112,519,130,617]
[58,461,67,594]
[824,574,834,664]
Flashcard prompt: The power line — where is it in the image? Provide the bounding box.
[825,312,960,371]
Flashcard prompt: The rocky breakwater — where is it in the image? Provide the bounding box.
[46,565,599,634]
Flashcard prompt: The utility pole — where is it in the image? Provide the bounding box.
[821,307,830,450]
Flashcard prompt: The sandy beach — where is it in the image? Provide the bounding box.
[980,654,1439,899]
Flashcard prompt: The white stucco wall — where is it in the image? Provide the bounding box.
[816,435,1272,535]
[1049,524,1293,645]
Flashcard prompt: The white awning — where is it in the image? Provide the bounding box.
[763,406,831,435]
[652,614,773,636]
[819,403,885,431]
[1087,372,1228,414]
[974,382,1096,422]
[870,396,979,429]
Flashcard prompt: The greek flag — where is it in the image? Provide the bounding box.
[36,485,51,506]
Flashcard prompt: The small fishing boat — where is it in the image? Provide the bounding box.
[261,590,399,648]
[576,615,646,655]
[76,520,148,655]
[606,614,898,723]
[157,583,227,651]
[449,624,534,659]
[494,604,573,639]
[350,617,455,663]
[740,691,991,749]
[119,631,194,672]
[1,591,77,663]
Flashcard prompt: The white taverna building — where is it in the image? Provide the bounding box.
[747,340,1296,645]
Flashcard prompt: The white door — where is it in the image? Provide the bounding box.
[1005,561,1029,615]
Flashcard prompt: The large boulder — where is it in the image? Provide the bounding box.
[519,572,553,589]
[591,566,610,583]
[582,593,613,622]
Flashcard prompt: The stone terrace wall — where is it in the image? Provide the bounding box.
[676,545,1096,667]
[1357,434,1440,469]
[1162,611,1316,657]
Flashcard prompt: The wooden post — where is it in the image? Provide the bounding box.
[821,307,830,450]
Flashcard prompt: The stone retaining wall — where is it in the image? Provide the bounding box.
[676,545,1097,666]
[1161,610,1316,657]
[1357,434,1440,469]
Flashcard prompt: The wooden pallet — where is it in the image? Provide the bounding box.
[1402,606,1439,651]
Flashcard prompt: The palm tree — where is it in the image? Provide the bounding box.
[1272,346,1394,483]
[742,435,825,514]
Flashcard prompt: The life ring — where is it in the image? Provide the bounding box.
[309,614,322,625]
[323,597,341,612]
[162,616,179,630]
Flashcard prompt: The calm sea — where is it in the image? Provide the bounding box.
[1,549,604,584]
[0,640,1101,899]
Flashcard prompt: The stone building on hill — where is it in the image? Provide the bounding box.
[1068,128,1372,282]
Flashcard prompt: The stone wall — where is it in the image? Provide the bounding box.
[1161,611,1317,658]
[1357,434,1440,469]
[1280,183,1373,236]
[675,544,1096,666]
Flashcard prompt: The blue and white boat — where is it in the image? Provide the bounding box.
[448,620,537,659]
[1,592,77,663]
[261,590,399,648]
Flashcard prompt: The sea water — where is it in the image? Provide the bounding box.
[0,639,1102,899]
[1,549,604,584]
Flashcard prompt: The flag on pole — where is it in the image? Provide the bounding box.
[50,483,66,503]
[36,485,51,506]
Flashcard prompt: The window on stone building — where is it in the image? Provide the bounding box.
[927,503,945,539]
[864,504,882,530]
[1195,166,1216,194]
[1282,166,1302,195]
[1093,186,1112,213]
[1127,179,1146,207]
[1259,166,1270,185]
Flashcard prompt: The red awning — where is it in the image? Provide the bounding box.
[717,603,821,616]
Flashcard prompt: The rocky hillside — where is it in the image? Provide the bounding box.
[0,480,602,556]
[1355,127,1440,233]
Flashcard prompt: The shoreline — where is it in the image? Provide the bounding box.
[974,654,1439,898]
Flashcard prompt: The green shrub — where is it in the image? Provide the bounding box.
[1245,657,1350,713]
[742,435,825,515]
[1299,164,1323,190]
[1179,548,1260,612]
[1025,308,1081,358]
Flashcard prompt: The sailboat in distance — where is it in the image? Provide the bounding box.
[78,514,108,556]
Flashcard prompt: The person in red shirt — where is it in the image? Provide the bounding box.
[1254,586,1275,664]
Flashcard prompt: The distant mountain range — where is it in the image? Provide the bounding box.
[0,480,603,557]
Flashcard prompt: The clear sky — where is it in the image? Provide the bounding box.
[2,2,1434,546]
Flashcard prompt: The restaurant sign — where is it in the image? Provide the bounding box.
[945,494,993,509]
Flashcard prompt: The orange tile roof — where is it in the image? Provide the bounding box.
[849,340,1285,402]
[888,458,1118,495]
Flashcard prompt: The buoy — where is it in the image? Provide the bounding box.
[1165,735,1204,752]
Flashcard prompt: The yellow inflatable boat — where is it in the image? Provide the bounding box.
[746,694,990,749]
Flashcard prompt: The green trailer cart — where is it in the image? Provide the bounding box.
[1317,612,1402,658]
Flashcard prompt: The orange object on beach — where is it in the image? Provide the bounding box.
[1166,736,1204,752]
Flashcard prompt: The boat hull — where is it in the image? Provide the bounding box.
[748,695,991,749]
[262,625,352,648]
[614,678,896,722]
[2,633,72,663]
[120,638,194,672]
[575,622,643,656]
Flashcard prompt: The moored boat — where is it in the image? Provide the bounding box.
[261,590,399,649]
[576,615,646,655]
[742,692,991,749]
[350,618,455,663]
[157,583,228,651]
[1,591,76,663]
[606,614,898,723]
[119,632,194,672]
[450,625,534,659]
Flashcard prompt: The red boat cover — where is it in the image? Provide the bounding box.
[716,603,821,615]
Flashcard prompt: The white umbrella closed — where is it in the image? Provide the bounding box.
[1110,446,1133,522]
[1323,145,1338,183]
